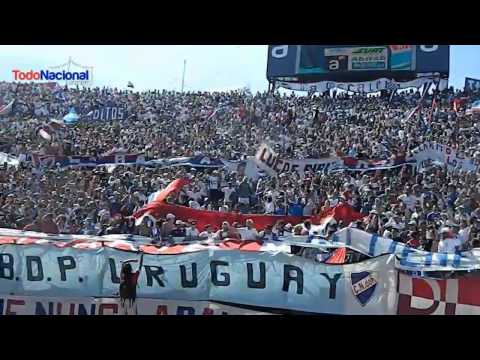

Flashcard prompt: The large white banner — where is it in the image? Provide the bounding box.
[0,244,398,314]
[409,142,480,172]
[208,252,398,315]
[276,77,448,93]
[254,143,411,178]
[0,152,20,167]
[254,143,343,177]
[0,296,274,315]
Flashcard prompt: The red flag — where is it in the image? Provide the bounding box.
[311,202,366,226]
[133,178,306,230]
[325,247,347,264]
[133,179,366,231]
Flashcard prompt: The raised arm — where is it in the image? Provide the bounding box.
[138,252,144,272]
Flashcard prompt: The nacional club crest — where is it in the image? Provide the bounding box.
[351,271,377,306]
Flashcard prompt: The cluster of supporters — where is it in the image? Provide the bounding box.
[1,81,480,254]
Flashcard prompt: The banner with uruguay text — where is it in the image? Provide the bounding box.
[254,143,411,178]
[0,243,398,314]
[0,296,273,315]
[409,142,480,172]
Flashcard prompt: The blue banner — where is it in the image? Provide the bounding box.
[89,106,126,121]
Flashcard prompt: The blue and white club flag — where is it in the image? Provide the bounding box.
[63,107,80,124]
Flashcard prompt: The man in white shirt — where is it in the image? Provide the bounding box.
[186,185,205,203]
[185,219,199,240]
[242,219,259,240]
[198,224,216,242]
[188,199,201,209]
[438,227,462,253]
[458,218,478,246]
[397,187,419,213]
[264,196,275,214]
[384,213,405,231]
[207,171,223,206]
[222,183,235,206]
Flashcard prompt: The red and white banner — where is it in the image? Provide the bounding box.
[397,272,480,315]
[0,230,291,254]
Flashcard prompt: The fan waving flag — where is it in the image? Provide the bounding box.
[405,104,420,122]
[453,98,459,113]
[428,93,438,122]
[309,202,366,234]
[0,99,15,116]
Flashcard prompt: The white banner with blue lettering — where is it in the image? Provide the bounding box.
[0,245,398,314]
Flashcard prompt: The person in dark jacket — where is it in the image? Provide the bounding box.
[119,253,144,315]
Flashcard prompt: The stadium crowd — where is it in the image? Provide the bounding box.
[1,80,480,254]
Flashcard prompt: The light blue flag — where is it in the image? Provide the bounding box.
[63,107,79,124]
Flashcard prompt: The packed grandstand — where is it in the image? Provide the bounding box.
[0,70,480,315]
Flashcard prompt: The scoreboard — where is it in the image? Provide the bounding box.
[267,45,450,84]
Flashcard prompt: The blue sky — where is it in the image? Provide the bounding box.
[0,45,478,92]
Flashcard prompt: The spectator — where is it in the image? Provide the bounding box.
[41,213,59,234]
[214,221,233,241]
[259,225,278,242]
[185,219,199,240]
[23,217,42,232]
[161,213,176,238]
[438,227,462,253]
[242,219,259,240]
[0,80,477,253]
[199,224,215,242]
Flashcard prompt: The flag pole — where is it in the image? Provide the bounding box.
[181,59,186,93]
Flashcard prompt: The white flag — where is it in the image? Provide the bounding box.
[38,129,52,141]
[0,99,15,116]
